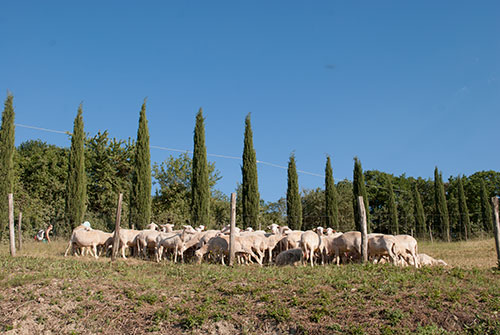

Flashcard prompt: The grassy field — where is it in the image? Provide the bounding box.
[0,239,499,334]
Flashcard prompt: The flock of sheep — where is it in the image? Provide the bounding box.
[64,222,448,268]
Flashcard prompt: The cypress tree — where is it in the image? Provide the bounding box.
[325,156,339,230]
[479,179,492,233]
[286,153,302,230]
[130,100,151,230]
[0,93,15,240]
[65,104,86,231]
[191,108,210,227]
[434,167,450,242]
[353,157,370,232]
[387,175,399,235]
[413,183,426,238]
[457,176,471,240]
[241,114,260,229]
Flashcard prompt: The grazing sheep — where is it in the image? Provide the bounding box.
[394,235,419,268]
[275,248,304,266]
[300,230,322,267]
[367,234,399,265]
[331,231,362,265]
[64,229,113,259]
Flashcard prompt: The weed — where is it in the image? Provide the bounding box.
[138,292,158,304]
[265,305,291,322]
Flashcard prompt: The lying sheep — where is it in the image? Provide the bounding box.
[418,253,448,266]
[275,248,304,266]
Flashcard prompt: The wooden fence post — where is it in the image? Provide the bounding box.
[357,196,368,263]
[229,193,236,266]
[492,197,500,268]
[18,212,22,251]
[8,193,15,257]
[111,193,123,262]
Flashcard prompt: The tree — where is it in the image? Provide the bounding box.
[353,157,370,232]
[325,156,339,230]
[286,153,302,230]
[191,108,210,227]
[65,104,86,232]
[130,100,151,230]
[457,176,471,240]
[413,183,426,238]
[479,179,492,233]
[434,167,450,242]
[387,175,399,235]
[302,187,324,231]
[0,93,15,240]
[241,114,260,229]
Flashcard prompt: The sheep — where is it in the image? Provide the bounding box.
[194,235,258,265]
[367,234,399,265]
[417,253,448,267]
[330,231,362,265]
[283,229,303,250]
[394,235,419,268]
[300,230,322,267]
[64,229,113,259]
[135,229,162,259]
[275,248,304,266]
[156,226,197,263]
[116,228,141,258]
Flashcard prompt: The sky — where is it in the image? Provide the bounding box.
[1,1,499,202]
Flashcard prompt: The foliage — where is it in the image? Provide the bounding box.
[325,156,339,230]
[434,167,450,241]
[413,183,427,238]
[130,100,152,230]
[457,176,471,240]
[0,93,15,240]
[65,105,86,233]
[353,157,370,232]
[241,113,260,229]
[191,109,210,227]
[387,175,399,235]
[286,153,302,230]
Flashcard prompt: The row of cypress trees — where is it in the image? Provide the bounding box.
[0,93,497,239]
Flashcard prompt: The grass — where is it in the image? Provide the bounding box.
[0,238,499,334]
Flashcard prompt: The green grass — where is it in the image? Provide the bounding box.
[0,239,499,334]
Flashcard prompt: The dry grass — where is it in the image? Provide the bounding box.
[419,238,498,268]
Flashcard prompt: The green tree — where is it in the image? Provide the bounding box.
[302,187,324,231]
[336,179,355,232]
[15,141,67,235]
[413,183,426,238]
[325,156,339,230]
[286,153,302,230]
[86,131,134,231]
[387,175,399,235]
[65,104,86,232]
[191,108,210,227]
[130,100,151,230]
[434,167,450,242]
[479,179,493,233]
[241,114,260,229]
[353,157,370,232]
[457,176,471,240]
[0,93,15,239]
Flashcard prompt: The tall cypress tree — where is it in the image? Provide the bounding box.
[479,179,492,233]
[413,183,426,238]
[325,156,339,230]
[387,175,399,235]
[286,153,302,230]
[434,167,450,242]
[65,104,86,231]
[457,176,471,240]
[130,100,151,230]
[242,114,260,229]
[353,157,370,232]
[191,108,210,227]
[0,93,15,240]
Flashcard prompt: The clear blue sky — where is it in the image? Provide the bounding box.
[1,1,499,202]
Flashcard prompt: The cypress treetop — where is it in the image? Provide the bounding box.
[0,93,15,239]
[457,176,470,240]
[325,156,339,230]
[353,157,370,232]
[387,175,399,235]
[434,167,450,241]
[479,179,492,232]
[286,153,302,230]
[191,108,210,227]
[65,104,86,231]
[130,99,152,230]
[242,113,260,229]
[413,183,426,238]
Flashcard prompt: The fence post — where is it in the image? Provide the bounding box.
[111,193,123,261]
[229,193,236,266]
[492,197,500,268]
[18,212,22,251]
[357,196,368,263]
[8,193,15,257]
